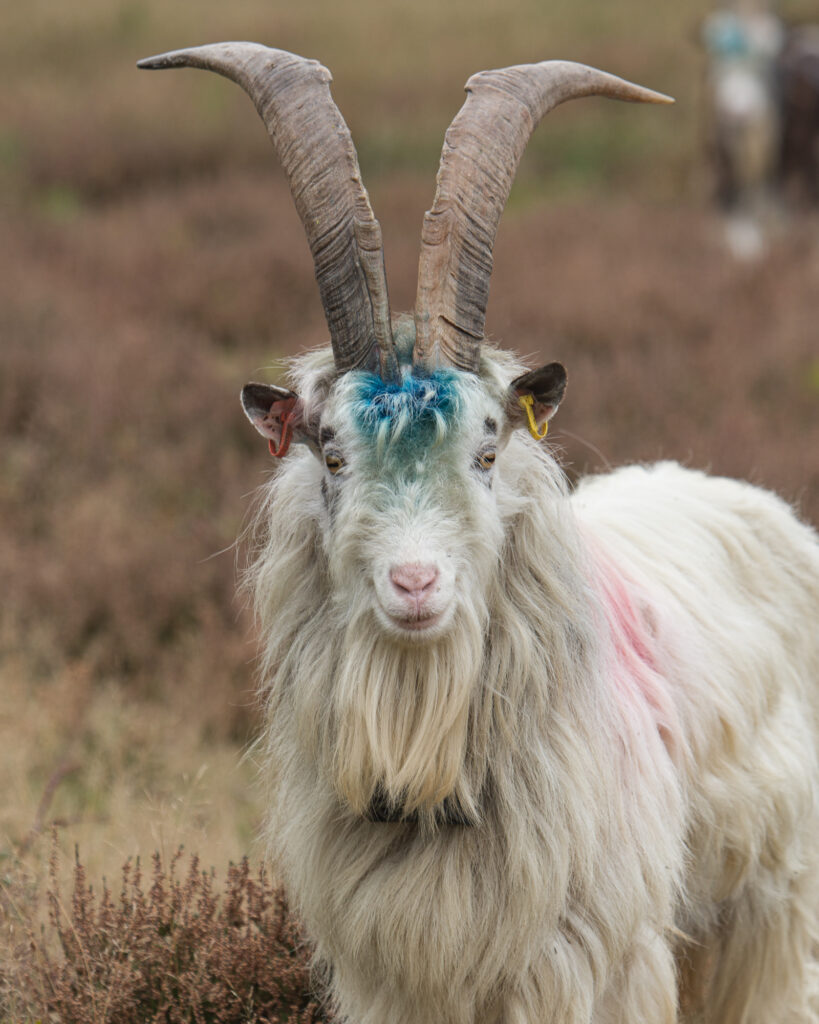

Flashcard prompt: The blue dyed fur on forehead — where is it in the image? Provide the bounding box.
[350,371,463,450]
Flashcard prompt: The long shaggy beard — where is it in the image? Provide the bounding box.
[330,601,486,820]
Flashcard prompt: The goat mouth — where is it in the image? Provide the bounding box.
[388,610,444,633]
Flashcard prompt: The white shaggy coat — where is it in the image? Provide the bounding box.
[246,342,819,1024]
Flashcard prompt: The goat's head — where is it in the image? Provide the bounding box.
[139,45,670,820]
[139,42,668,640]
[241,325,568,643]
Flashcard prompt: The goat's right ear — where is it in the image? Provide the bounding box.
[240,383,314,458]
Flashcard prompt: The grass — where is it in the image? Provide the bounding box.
[0,662,260,876]
[1,0,717,211]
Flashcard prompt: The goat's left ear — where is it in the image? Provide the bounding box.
[506,363,567,436]
[241,382,314,458]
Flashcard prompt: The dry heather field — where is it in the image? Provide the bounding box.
[2,0,818,1019]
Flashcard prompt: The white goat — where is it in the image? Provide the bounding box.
[139,44,819,1024]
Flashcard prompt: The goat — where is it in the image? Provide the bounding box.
[701,6,819,256]
[701,3,784,213]
[139,44,819,1024]
[779,24,819,205]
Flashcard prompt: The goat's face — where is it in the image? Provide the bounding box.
[318,368,505,642]
[243,337,567,649]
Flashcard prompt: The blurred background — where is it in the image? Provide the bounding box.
[1,0,818,920]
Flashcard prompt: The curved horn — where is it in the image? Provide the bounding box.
[138,42,399,380]
[413,61,673,373]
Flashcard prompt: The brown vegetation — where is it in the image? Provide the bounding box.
[3,844,330,1023]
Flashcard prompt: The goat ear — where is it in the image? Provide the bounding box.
[506,363,567,436]
[240,383,313,457]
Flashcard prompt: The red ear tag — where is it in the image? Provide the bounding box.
[268,410,295,458]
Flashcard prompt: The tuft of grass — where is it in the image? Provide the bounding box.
[0,661,262,904]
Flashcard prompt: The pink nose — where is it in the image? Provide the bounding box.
[390,563,439,604]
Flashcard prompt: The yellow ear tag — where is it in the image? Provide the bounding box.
[518,393,549,440]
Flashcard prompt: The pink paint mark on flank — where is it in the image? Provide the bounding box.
[587,537,683,761]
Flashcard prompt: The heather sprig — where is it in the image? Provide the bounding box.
[6,843,332,1024]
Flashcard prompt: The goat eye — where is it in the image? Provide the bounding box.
[476,449,496,471]
[324,453,344,475]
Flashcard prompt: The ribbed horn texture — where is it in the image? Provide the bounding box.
[138,43,398,380]
[413,61,673,374]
